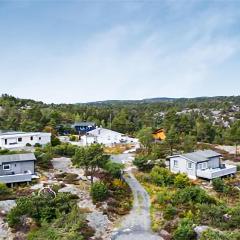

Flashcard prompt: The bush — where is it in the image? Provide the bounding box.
[69,135,78,141]
[173,186,216,205]
[163,204,177,220]
[0,182,11,195]
[173,218,196,240]
[156,189,173,205]
[200,229,240,240]
[35,151,53,169]
[197,203,228,228]
[52,143,78,157]
[51,136,61,146]
[104,161,124,178]
[174,173,191,188]
[212,178,225,192]
[133,155,154,171]
[237,165,240,172]
[34,143,42,148]
[90,182,108,202]
[26,143,32,146]
[150,166,174,186]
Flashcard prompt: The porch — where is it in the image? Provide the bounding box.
[196,164,237,179]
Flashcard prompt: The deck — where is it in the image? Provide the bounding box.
[0,173,33,183]
[196,164,237,179]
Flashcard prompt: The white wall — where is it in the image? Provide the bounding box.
[0,132,51,149]
[170,156,197,179]
[81,128,138,146]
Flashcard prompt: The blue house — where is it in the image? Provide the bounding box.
[72,122,96,134]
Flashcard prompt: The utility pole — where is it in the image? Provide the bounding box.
[109,113,112,130]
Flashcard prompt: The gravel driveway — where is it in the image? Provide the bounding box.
[111,154,161,240]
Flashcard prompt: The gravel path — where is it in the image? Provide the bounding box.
[111,156,161,240]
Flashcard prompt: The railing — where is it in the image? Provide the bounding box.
[0,173,33,183]
[196,164,237,179]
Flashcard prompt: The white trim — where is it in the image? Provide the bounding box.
[3,164,11,171]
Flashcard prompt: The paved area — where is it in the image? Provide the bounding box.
[111,154,161,240]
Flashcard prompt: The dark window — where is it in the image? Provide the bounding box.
[39,137,41,140]
[3,164,11,171]
[30,136,33,141]
[18,137,22,142]
[4,139,7,145]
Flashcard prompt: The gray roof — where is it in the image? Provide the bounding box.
[180,150,222,163]
[0,131,25,136]
[0,153,36,164]
[73,122,96,127]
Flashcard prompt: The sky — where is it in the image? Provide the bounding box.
[0,0,240,103]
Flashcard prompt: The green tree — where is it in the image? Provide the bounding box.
[166,125,179,155]
[137,127,153,150]
[72,144,109,184]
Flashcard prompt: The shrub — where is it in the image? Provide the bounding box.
[26,143,32,147]
[237,165,240,172]
[34,143,42,148]
[90,182,108,202]
[35,151,53,169]
[173,186,216,205]
[104,161,124,178]
[69,135,78,141]
[163,204,177,220]
[197,203,228,228]
[0,182,11,195]
[173,218,196,240]
[156,189,173,205]
[212,178,225,192]
[174,173,191,188]
[199,229,240,240]
[51,136,61,146]
[150,166,174,186]
[133,155,154,171]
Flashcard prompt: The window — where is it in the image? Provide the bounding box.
[30,136,33,141]
[18,137,22,142]
[3,164,11,171]
[173,160,178,167]
[4,139,7,145]
[39,137,41,140]
[187,162,192,169]
[202,162,207,169]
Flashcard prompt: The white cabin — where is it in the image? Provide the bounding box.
[168,150,237,180]
[81,127,138,146]
[0,131,51,149]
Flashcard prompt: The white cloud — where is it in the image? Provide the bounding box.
[0,2,240,103]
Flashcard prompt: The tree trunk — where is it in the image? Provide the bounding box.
[236,143,238,158]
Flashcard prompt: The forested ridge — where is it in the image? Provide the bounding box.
[0,94,240,145]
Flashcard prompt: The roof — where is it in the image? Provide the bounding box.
[73,122,96,127]
[0,131,50,138]
[0,131,25,136]
[87,128,124,137]
[170,150,222,163]
[0,153,36,164]
[182,152,208,163]
[153,128,165,134]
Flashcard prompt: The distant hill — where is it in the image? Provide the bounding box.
[84,96,240,105]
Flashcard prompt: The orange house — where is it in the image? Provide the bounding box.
[152,128,166,141]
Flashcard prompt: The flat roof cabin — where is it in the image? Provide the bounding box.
[0,153,36,184]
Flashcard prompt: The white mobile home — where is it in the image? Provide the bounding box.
[0,131,51,149]
[168,150,237,180]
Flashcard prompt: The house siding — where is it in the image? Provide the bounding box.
[0,161,35,176]
[207,157,220,168]
[170,157,197,178]
[0,133,51,149]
